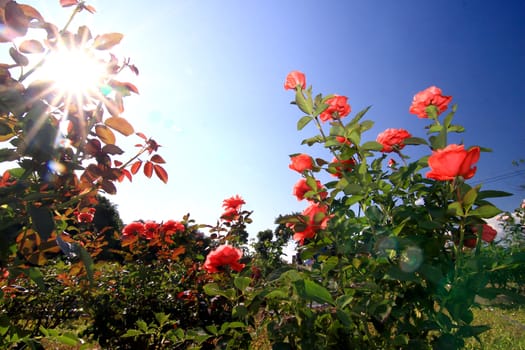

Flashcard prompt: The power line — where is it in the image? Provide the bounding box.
[472,169,525,186]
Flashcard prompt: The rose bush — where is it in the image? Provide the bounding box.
[1,2,524,350]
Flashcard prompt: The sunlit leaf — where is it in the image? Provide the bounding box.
[468,205,501,218]
[105,116,134,136]
[144,161,153,178]
[294,279,334,306]
[130,160,142,174]
[95,124,116,144]
[5,1,29,38]
[60,0,79,7]
[92,32,123,50]
[297,115,313,131]
[19,39,44,54]
[153,165,168,183]
[109,80,139,95]
[18,4,45,23]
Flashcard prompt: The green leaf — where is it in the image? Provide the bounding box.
[477,190,513,200]
[360,120,374,132]
[154,312,170,326]
[136,320,149,333]
[203,283,235,300]
[294,279,335,305]
[462,186,478,208]
[233,305,248,319]
[403,137,428,145]
[56,334,80,346]
[343,183,363,195]
[361,141,383,151]
[234,276,251,292]
[297,115,313,131]
[295,89,313,115]
[448,125,465,133]
[448,201,464,216]
[29,205,54,241]
[78,246,94,284]
[468,205,501,218]
[28,267,45,289]
[349,106,371,125]
[122,329,143,337]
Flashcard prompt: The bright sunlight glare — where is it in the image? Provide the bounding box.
[39,48,107,99]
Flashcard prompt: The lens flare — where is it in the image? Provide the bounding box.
[399,246,423,273]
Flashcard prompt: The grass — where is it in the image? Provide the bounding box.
[465,304,525,350]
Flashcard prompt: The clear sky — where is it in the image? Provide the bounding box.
[10,1,525,240]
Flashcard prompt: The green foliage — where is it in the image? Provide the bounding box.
[0,2,523,350]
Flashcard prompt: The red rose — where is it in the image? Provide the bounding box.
[293,178,327,201]
[161,220,185,234]
[291,203,331,245]
[376,128,412,153]
[221,207,239,222]
[284,70,306,90]
[142,220,160,240]
[426,144,480,181]
[409,86,452,119]
[330,157,356,178]
[464,224,498,248]
[76,208,95,223]
[319,95,351,122]
[289,154,313,173]
[122,221,145,237]
[222,195,245,211]
[203,245,245,273]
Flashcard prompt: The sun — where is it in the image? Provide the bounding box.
[37,46,110,106]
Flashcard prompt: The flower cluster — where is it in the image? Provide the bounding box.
[122,219,185,242]
[203,244,245,273]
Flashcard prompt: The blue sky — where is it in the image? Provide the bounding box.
[12,1,525,239]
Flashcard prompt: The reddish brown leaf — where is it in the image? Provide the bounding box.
[136,132,147,140]
[118,169,132,182]
[95,124,116,145]
[76,25,92,43]
[109,80,139,95]
[92,32,123,50]
[19,39,44,53]
[144,161,153,178]
[5,1,29,38]
[60,0,79,7]
[130,160,142,174]
[82,4,96,14]
[150,154,166,164]
[101,179,117,194]
[153,164,168,184]
[102,144,124,155]
[19,4,44,23]
[114,160,123,167]
[9,47,28,66]
[105,116,134,136]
